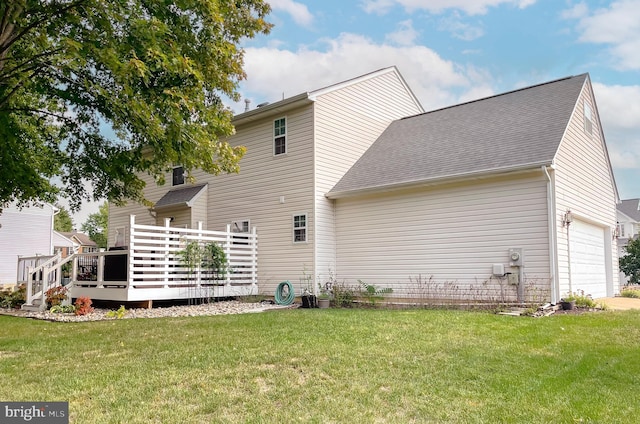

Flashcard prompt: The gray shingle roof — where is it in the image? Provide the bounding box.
[328,74,588,198]
[618,199,640,221]
[154,184,207,209]
[60,231,97,247]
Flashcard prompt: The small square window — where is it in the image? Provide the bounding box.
[172,166,185,185]
[293,214,306,243]
[274,117,286,155]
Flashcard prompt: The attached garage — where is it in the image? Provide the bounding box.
[569,219,607,298]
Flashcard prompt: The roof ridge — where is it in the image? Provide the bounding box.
[401,73,587,120]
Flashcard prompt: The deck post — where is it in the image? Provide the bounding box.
[127,215,136,300]
[164,218,171,288]
[197,222,204,290]
[225,224,232,287]
[251,227,258,286]
[26,267,34,306]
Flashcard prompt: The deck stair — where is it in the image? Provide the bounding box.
[19,253,75,311]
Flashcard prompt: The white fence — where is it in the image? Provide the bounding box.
[20,215,258,305]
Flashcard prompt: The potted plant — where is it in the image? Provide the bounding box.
[317,282,332,309]
[301,287,317,308]
[300,268,317,308]
[561,293,576,310]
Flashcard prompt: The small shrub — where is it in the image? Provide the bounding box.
[74,297,94,316]
[358,280,393,306]
[0,285,26,309]
[575,295,596,309]
[564,291,596,308]
[50,304,76,314]
[332,281,357,308]
[45,286,68,308]
[106,305,126,319]
[620,288,640,298]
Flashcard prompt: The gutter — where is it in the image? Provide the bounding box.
[327,160,552,199]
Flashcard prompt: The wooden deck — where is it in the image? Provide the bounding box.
[19,216,258,308]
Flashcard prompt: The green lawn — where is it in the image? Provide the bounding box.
[1,308,639,423]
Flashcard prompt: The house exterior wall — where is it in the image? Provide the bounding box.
[313,70,423,285]
[0,204,55,284]
[553,79,619,297]
[207,104,316,294]
[333,172,551,302]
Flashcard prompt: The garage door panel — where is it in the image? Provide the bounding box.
[569,220,606,298]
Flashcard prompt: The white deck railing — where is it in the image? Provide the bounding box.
[72,215,258,302]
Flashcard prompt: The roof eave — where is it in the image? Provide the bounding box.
[233,93,312,126]
[326,161,553,199]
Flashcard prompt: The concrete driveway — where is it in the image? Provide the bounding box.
[597,297,640,311]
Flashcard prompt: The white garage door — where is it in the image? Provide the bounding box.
[569,219,607,298]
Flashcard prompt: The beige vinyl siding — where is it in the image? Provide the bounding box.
[107,171,210,246]
[334,172,551,302]
[553,81,619,297]
[313,71,424,285]
[207,105,316,294]
[191,188,208,228]
[155,207,191,228]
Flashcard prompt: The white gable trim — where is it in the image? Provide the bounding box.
[551,75,619,203]
[308,66,424,113]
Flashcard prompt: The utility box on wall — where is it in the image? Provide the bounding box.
[509,248,523,267]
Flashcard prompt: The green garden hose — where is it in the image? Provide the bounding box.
[274,280,295,305]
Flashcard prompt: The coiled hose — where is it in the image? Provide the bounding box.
[274,280,295,305]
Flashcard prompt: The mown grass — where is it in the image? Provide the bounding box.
[1,308,639,423]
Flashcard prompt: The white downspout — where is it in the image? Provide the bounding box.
[542,166,559,304]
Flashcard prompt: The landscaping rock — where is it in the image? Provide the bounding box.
[0,300,295,322]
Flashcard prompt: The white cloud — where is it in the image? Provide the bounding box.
[567,0,640,70]
[269,0,314,26]
[233,33,493,114]
[593,82,640,169]
[385,20,420,46]
[438,11,485,40]
[361,0,536,15]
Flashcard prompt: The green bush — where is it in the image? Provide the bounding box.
[620,237,640,284]
[332,281,357,308]
[0,285,26,309]
[620,288,640,299]
[50,304,76,314]
[358,280,393,306]
[106,305,126,319]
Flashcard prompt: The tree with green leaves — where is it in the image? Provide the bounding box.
[81,201,108,249]
[620,237,640,285]
[1,0,272,211]
[54,205,74,232]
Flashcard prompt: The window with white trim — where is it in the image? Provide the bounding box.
[232,219,250,245]
[293,214,307,243]
[274,117,286,155]
[172,166,185,185]
[584,102,593,135]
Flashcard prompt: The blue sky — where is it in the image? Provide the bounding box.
[231,0,639,198]
[70,0,640,224]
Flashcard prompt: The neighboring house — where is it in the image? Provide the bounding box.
[617,198,640,284]
[0,203,57,287]
[58,231,99,256]
[109,67,619,303]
